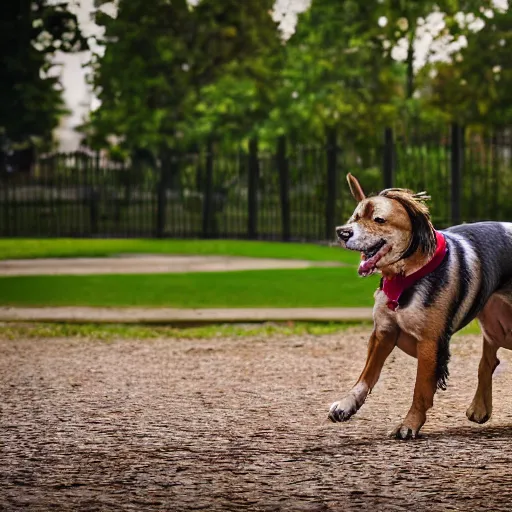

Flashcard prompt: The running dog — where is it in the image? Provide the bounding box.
[329,173,512,439]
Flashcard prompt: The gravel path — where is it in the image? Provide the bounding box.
[0,256,343,276]
[2,330,512,511]
[0,306,374,324]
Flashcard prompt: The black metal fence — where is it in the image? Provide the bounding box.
[1,124,511,241]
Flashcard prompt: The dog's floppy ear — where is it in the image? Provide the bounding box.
[347,173,366,203]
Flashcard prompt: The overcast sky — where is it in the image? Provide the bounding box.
[54,0,508,151]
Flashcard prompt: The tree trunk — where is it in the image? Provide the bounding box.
[406,29,415,99]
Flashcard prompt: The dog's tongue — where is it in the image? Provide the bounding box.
[358,253,381,275]
[358,245,390,276]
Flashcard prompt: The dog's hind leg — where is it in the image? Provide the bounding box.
[466,337,499,424]
[466,289,512,423]
[328,326,398,423]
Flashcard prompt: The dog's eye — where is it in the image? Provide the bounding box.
[374,217,386,224]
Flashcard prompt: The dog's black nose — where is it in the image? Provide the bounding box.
[336,227,353,242]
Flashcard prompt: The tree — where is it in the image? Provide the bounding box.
[0,0,86,154]
[425,5,512,126]
[86,0,509,155]
[88,0,281,154]
[265,0,404,144]
[376,0,506,122]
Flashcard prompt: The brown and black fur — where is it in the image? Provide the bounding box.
[329,174,512,439]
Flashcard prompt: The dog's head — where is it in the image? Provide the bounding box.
[336,173,436,277]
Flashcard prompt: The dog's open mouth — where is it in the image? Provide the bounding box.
[358,240,390,277]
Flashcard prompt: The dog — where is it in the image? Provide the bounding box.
[329,173,512,439]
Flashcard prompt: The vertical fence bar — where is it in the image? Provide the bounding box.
[90,190,99,236]
[90,152,99,235]
[47,154,55,236]
[156,153,168,238]
[247,137,259,239]
[276,135,291,242]
[237,147,245,238]
[78,151,85,236]
[115,159,122,235]
[13,172,18,236]
[156,180,166,238]
[325,127,337,240]
[168,155,178,237]
[202,138,214,238]
[2,176,9,236]
[451,123,462,226]
[383,127,394,189]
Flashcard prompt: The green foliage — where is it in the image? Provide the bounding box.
[88,0,508,150]
[426,6,512,125]
[268,0,405,143]
[0,0,86,148]
[88,0,281,152]
[4,0,503,156]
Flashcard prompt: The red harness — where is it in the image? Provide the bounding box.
[382,231,447,311]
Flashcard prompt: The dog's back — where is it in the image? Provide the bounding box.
[443,221,512,332]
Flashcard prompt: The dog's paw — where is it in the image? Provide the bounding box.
[328,397,358,423]
[466,402,491,424]
[390,423,421,440]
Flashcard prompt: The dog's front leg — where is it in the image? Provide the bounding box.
[391,339,437,439]
[328,328,397,422]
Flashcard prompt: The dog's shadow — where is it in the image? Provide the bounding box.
[423,423,512,441]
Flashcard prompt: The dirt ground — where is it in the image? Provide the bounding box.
[2,330,512,511]
[0,256,341,276]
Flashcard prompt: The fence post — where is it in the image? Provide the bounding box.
[325,127,337,240]
[89,189,99,235]
[247,137,259,239]
[2,179,9,236]
[450,123,462,225]
[277,135,291,241]
[156,152,170,238]
[202,138,214,238]
[89,151,100,236]
[383,127,394,189]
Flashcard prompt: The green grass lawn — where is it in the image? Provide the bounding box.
[0,268,377,308]
[0,238,359,265]
[0,239,371,309]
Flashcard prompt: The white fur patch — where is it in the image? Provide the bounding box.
[373,199,394,219]
[352,202,365,219]
[395,278,435,340]
[449,233,481,330]
[346,224,364,249]
[351,381,369,405]
[329,381,369,420]
[500,222,512,239]
[373,292,397,331]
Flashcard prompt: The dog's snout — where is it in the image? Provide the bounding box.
[336,227,353,242]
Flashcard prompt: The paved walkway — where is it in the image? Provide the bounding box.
[0,306,374,324]
[0,255,343,276]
